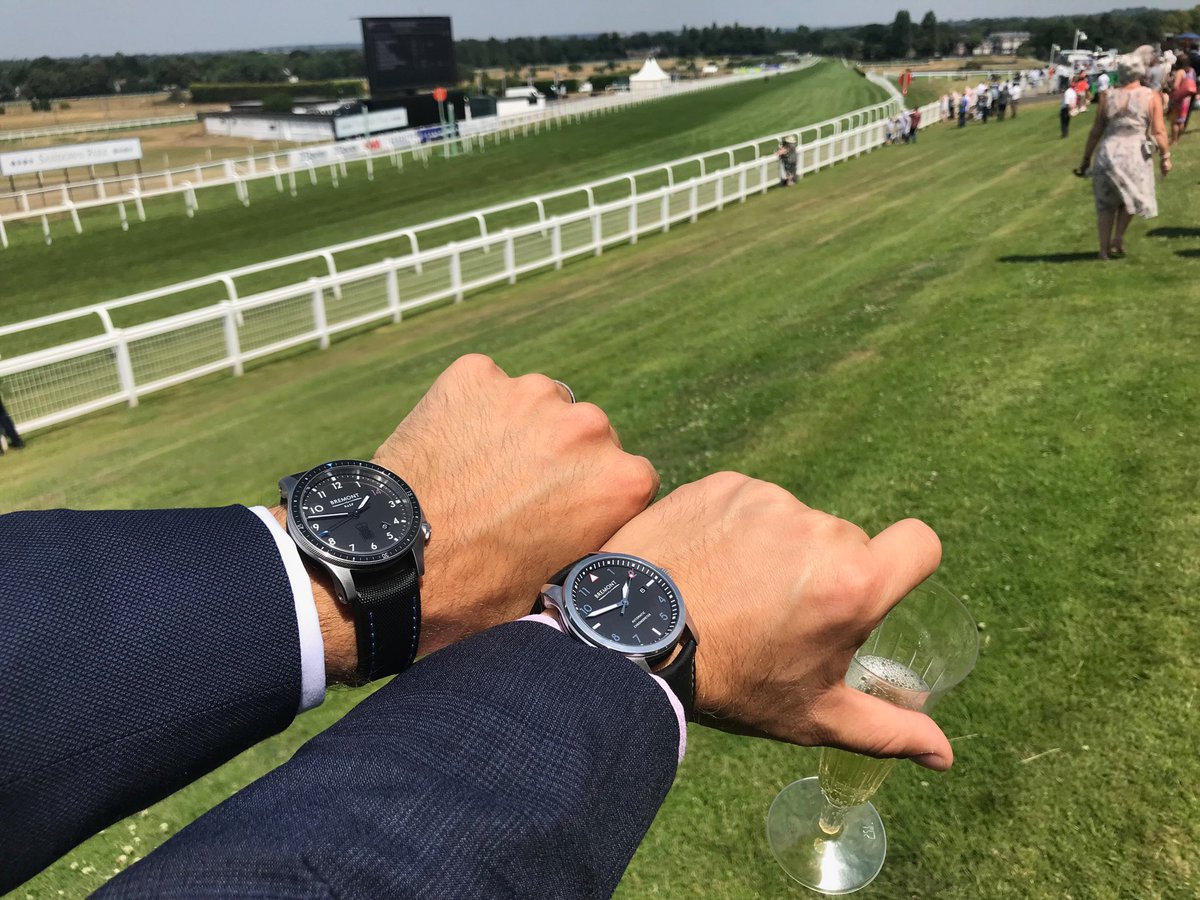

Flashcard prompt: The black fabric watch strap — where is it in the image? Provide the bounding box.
[350,557,421,683]
[654,633,698,721]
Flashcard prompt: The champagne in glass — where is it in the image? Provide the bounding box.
[765,581,977,894]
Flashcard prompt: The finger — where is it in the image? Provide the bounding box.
[817,685,954,771]
[866,518,942,612]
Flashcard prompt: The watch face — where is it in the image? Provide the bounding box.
[289,460,422,567]
[563,554,684,657]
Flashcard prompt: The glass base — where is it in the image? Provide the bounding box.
[766,777,887,895]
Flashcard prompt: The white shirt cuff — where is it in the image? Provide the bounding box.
[250,506,326,713]
[519,613,687,765]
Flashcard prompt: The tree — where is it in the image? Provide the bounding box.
[887,10,915,59]
[917,11,938,56]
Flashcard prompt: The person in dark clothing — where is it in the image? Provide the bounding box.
[0,396,24,453]
[958,93,969,127]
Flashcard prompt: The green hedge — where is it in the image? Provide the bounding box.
[188,80,364,103]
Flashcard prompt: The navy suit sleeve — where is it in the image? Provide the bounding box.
[98,621,680,900]
[0,506,303,893]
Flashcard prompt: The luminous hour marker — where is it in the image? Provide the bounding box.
[652,627,662,636]
[588,574,599,583]
[592,622,601,629]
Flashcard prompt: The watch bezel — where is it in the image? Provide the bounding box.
[559,553,687,661]
[286,459,423,570]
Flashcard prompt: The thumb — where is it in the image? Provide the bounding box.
[817,684,954,772]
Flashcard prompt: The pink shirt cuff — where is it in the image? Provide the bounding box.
[519,613,686,765]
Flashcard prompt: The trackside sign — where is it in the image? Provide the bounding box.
[0,138,143,176]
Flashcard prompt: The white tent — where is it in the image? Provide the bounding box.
[630,57,671,93]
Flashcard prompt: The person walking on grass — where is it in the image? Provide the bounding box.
[1078,52,1171,260]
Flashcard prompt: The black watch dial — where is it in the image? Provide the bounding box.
[290,460,422,567]
[563,554,684,657]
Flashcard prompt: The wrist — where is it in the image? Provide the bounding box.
[269,504,359,682]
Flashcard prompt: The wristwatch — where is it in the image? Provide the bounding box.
[540,553,698,718]
[280,459,430,683]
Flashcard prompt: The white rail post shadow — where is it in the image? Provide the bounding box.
[310,278,330,349]
[449,244,463,302]
[386,260,402,323]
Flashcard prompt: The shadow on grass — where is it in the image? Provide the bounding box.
[998,252,1098,264]
[1147,227,1200,238]
[1176,248,1200,258]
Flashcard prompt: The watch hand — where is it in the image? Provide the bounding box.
[307,512,351,520]
[622,580,630,600]
[357,496,371,511]
[586,602,623,618]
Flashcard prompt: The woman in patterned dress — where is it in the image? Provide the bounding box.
[1078,52,1172,260]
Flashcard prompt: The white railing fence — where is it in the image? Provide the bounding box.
[0,84,893,362]
[1,90,948,436]
[0,114,197,144]
[0,62,817,245]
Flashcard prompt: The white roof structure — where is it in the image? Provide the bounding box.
[630,57,671,92]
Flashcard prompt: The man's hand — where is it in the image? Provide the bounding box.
[600,472,954,771]
[373,354,657,658]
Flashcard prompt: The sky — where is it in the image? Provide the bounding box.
[0,0,1193,58]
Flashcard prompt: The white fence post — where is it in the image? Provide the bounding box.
[222,302,244,376]
[504,231,516,283]
[114,333,138,408]
[551,220,563,269]
[690,182,699,223]
[386,260,402,323]
[592,211,602,256]
[310,278,330,349]
[449,244,463,302]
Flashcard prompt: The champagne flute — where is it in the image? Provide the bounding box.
[765,580,978,894]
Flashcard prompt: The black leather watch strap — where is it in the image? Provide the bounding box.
[350,557,421,683]
[654,632,697,721]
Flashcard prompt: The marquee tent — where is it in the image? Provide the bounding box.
[630,57,671,93]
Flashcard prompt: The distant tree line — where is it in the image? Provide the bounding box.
[2,7,1197,102]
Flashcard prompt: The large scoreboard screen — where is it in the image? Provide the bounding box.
[361,17,457,95]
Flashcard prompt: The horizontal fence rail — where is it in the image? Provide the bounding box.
[1,82,944,435]
[0,74,892,364]
[0,62,816,242]
[0,114,197,144]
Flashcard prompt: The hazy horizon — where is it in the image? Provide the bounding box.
[0,1,1193,59]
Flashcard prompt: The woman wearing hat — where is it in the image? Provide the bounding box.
[1078,51,1171,260]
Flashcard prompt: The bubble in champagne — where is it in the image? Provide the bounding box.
[849,655,930,709]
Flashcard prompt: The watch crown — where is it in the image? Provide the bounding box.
[421,521,432,542]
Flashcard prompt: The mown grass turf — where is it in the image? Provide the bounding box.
[0,61,885,335]
[3,95,1198,899]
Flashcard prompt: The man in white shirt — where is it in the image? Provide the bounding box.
[1009,80,1023,118]
[1097,71,1111,96]
[1061,85,1077,138]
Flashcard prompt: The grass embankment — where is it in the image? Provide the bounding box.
[0,61,884,337]
[4,99,1198,899]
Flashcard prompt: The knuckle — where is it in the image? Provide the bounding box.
[702,470,751,492]
[514,372,560,399]
[570,401,611,436]
[835,560,881,605]
[451,353,501,380]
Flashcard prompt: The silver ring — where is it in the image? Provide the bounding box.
[552,379,576,403]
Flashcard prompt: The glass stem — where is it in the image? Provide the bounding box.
[818,797,848,837]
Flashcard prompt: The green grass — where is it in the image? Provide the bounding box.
[0,61,886,346]
[4,97,1200,899]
